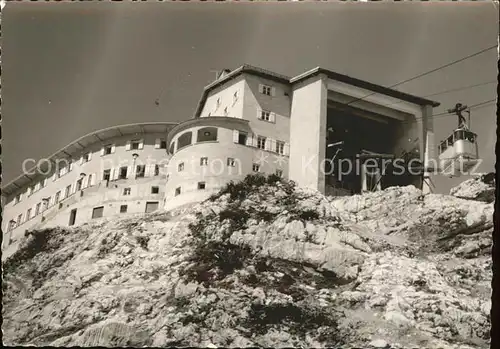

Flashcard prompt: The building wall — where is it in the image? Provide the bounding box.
[288,74,328,193]
[165,126,289,211]
[200,73,292,152]
[2,176,166,260]
[241,73,292,145]
[2,132,170,253]
[199,77,246,119]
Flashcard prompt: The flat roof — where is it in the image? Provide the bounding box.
[2,122,178,197]
[193,64,440,118]
[291,67,440,108]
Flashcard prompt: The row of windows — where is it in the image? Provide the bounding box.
[169,127,218,154]
[176,156,286,173]
[8,174,96,231]
[8,178,163,232]
[172,168,283,197]
[438,130,477,154]
[101,138,167,154]
[233,130,287,155]
[101,164,160,181]
[67,201,160,227]
[177,157,239,172]
[170,127,288,157]
[13,138,168,206]
[174,182,206,196]
[122,186,160,196]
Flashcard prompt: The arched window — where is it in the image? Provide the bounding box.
[177,131,193,150]
[197,127,218,143]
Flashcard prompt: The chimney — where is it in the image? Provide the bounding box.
[217,69,231,80]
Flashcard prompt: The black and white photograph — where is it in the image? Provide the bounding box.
[1,1,498,348]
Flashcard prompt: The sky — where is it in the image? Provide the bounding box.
[1,1,498,194]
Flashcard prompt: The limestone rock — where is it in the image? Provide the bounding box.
[2,175,491,348]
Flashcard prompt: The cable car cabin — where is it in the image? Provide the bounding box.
[438,128,479,176]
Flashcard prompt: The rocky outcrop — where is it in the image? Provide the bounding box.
[2,175,492,348]
[449,173,495,203]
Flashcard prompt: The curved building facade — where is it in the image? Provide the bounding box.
[164,117,289,211]
[2,122,176,258]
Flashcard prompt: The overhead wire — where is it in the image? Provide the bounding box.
[393,98,497,126]
[379,80,497,109]
[342,44,498,107]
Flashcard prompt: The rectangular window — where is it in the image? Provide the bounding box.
[69,209,77,226]
[42,198,49,211]
[26,208,32,221]
[257,136,267,150]
[198,182,206,190]
[103,169,111,181]
[88,174,93,186]
[35,203,41,215]
[55,191,61,203]
[58,166,67,178]
[154,164,160,176]
[120,205,128,213]
[200,157,208,166]
[17,214,22,226]
[65,185,71,198]
[131,140,141,150]
[178,162,184,172]
[252,163,260,172]
[276,169,283,177]
[123,187,131,196]
[76,179,83,192]
[92,206,104,219]
[14,194,21,204]
[175,187,181,196]
[104,145,113,155]
[276,141,285,155]
[227,157,235,167]
[145,201,159,213]
[151,186,159,194]
[136,165,146,178]
[259,110,271,121]
[83,152,91,163]
[160,140,167,149]
[261,85,272,96]
[119,166,128,179]
[238,131,247,145]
